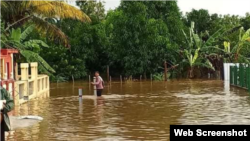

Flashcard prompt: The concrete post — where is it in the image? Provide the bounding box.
[14,83,20,105]
[93,77,97,96]
[21,63,29,80]
[30,62,38,79]
[21,63,29,96]
[15,63,18,80]
[224,63,239,82]
[30,62,38,96]
[43,77,46,91]
[47,76,50,91]
[79,88,83,97]
[40,78,43,91]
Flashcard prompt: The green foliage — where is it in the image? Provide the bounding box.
[3,25,55,73]
[62,20,108,72]
[76,0,105,22]
[40,45,86,80]
[152,72,171,81]
[105,1,174,76]
[221,28,250,63]
[1,22,6,39]
[184,9,211,34]
[51,75,68,83]
[144,1,185,46]
[2,1,250,81]
[1,1,90,47]
[153,73,164,81]
[182,22,218,78]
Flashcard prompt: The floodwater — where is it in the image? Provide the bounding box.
[8,80,250,141]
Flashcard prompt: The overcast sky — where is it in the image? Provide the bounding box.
[69,0,250,16]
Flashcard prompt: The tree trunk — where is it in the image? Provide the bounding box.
[144,72,147,80]
[164,61,167,81]
[189,67,194,79]
[107,65,109,82]
[235,53,238,62]
[72,75,74,83]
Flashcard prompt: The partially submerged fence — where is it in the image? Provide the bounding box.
[229,64,250,92]
[14,62,50,105]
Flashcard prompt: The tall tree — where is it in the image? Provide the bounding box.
[106,1,171,76]
[184,9,211,34]
[144,1,185,47]
[41,0,108,79]
[76,0,105,23]
[72,0,108,73]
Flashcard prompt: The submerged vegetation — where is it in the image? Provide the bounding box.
[1,1,250,81]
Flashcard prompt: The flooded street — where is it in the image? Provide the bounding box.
[9,80,250,141]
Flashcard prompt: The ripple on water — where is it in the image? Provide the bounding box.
[10,80,250,141]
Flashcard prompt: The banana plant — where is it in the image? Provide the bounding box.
[2,25,55,73]
[182,22,216,78]
[183,47,214,78]
[213,28,250,63]
[232,28,250,62]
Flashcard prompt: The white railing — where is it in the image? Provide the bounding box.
[14,62,50,105]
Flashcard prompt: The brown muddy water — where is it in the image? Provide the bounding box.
[8,80,250,141]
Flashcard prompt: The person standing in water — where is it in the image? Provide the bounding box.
[92,71,104,97]
[1,86,14,141]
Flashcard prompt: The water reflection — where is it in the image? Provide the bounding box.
[9,80,250,140]
[94,98,105,123]
[79,98,83,115]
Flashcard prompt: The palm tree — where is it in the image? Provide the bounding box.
[1,1,91,47]
[0,19,7,48]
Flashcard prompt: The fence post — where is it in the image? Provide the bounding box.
[93,77,97,97]
[234,65,237,86]
[79,88,83,97]
[230,66,233,85]
[241,64,245,87]
[21,63,29,96]
[30,62,38,96]
[242,64,244,87]
[243,65,246,88]
[239,64,242,87]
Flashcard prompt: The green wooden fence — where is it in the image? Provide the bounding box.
[230,64,250,92]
